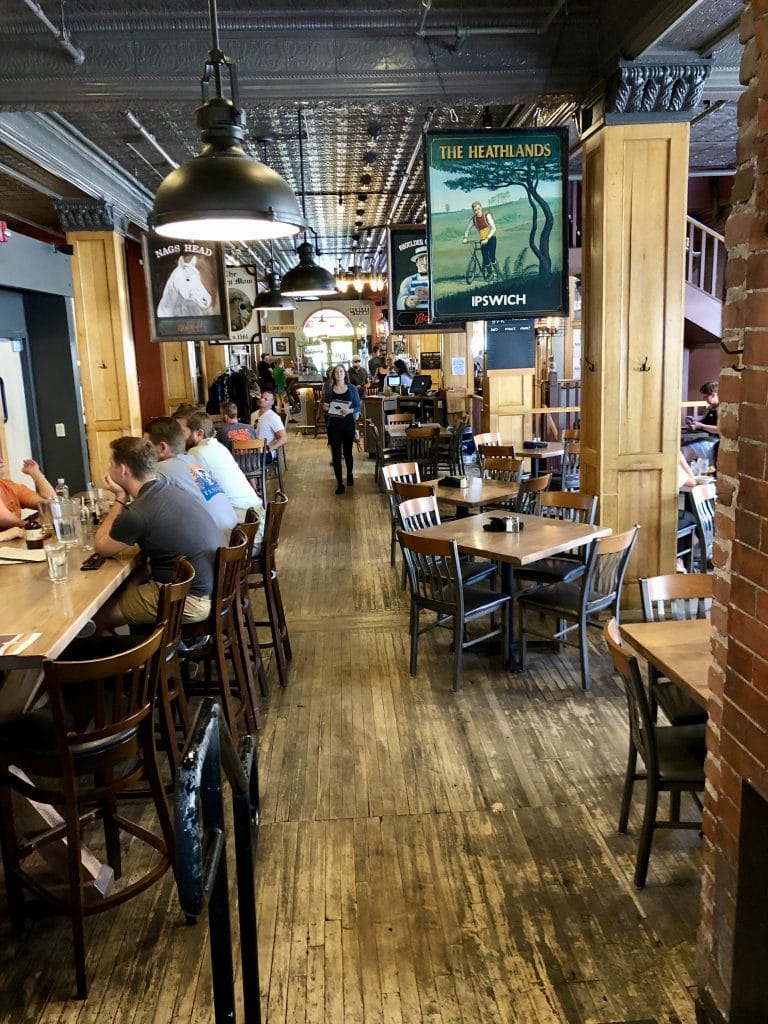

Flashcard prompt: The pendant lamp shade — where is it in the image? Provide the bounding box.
[151,3,304,241]
[254,268,296,311]
[280,241,338,297]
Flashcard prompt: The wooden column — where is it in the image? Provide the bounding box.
[58,201,142,478]
[580,120,689,584]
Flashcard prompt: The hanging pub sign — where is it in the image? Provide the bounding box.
[423,128,569,322]
[225,265,259,343]
[387,225,463,333]
[142,232,230,341]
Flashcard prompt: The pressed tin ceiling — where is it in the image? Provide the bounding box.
[0,0,744,274]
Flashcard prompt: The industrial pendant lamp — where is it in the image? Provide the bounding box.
[255,245,295,310]
[151,0,305,241]
[280,110,337,297]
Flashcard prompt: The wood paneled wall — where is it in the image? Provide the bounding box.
[67,230,142,478]
[581,122,689,582]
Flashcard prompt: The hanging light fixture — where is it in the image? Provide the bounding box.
[254,264,295,312]
[151,0,305,241]
[280,110,337,297]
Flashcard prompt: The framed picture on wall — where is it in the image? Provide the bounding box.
[265,335,290,356]
[143,233,230,341]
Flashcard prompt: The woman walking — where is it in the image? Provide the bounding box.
[323,364,361,494]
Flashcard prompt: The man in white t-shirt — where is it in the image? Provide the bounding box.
[250,391,287,464]
[176,410,264,524]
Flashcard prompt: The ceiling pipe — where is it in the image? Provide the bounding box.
[20,0,85,65]
[416,0,567,39]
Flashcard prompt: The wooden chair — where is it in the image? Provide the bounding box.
[473,431,502,449]
[514,472,552,515]
[604,619,705,888]
[518,525,640,691]
[232,515,270,701]
[437,423,466,476]
[0,626,172,998]
[406,425,441,480]
[690,481,715,571]
[397,530,511,692]
[480,454,525,512]
[397,493,496,590]
[382,462,421,566]
[368,423,400,489]
[385,411,414,452]
[179,530,261,736]
[154,556,196,775]
[639,573,712,726]
[562,427,580,441]
[513,491,599,588]
[232,438,267,501]
[561,440,581,491]
[247,491,292,688]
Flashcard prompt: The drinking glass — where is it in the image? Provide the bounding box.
[45,542,69,583]
[53,499,79,549]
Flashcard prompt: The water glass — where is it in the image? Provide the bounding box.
[53,499,79,549]
[45,542,69,583]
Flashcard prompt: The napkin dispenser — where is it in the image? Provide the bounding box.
[439,476,468,489]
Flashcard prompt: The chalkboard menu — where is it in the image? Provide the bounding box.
[485,319,536,369]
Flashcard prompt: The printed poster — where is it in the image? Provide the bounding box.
[387,225,463,333]
[143,233,229,341]
[423,128,569,322]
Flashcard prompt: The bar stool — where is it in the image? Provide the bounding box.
[154,556,196,775]
[247,490,292,687]
[0,626,172,998]
[234,514,270,700]
[179,531,262,736]
[232,438,267,502]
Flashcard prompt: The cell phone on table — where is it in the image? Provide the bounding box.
[80,553,106,570]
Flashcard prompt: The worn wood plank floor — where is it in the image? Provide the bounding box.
[0,432,702,1023]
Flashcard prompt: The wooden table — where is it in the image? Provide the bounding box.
[415,512,611,664]
[0,545,137,669]
[519,440,564,475]
[425,476,522,517]
[619,619,712,708]
[386,424,452,441]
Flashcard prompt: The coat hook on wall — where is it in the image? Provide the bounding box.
[720,338,745,373]
[97,360,108,369]
[639,356,650,372]
[584,357,595,372]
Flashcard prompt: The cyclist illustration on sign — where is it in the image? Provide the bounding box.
[396,246,430,309]
[461,200,500,283]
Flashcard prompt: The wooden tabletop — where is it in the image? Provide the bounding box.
[0,544,137,667]
[386,424,452,440]
[519,441,565,460]
[415,511,611,565]
[619,619,712,708]
[426,476,521,509]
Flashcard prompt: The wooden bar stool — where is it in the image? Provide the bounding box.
[247,491,291,687]
[235,513,271,700]
[0,626,172,998]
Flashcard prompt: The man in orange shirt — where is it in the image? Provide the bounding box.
[0,455,56,528]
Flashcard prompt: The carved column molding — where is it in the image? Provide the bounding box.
[578,59,712,136]
[55,198,127,235]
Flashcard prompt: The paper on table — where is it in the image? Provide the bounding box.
[0,527,25,542]
[0,546,46,563]
[0,633,42,656]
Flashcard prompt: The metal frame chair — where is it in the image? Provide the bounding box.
[382,462,421,566]
[514,472,552,515]
[603,619,705,888]
[398,530,511,691]
[513,491,599,588]
[690,481,715,571]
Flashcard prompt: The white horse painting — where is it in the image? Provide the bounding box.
[157,256,213,317]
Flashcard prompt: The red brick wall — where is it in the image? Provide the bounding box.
[697,2,768,1020]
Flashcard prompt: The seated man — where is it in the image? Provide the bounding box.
[686,380,719,436]
[93,436,222,629]
[144,416,239,543]
[249,390,287,463]
[176,410,264,523]
[216,401,257,451]
[0,455,55,529]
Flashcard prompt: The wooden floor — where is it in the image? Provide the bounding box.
[0,432,703,1023]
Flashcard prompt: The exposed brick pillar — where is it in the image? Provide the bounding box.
[697,2,768,1022]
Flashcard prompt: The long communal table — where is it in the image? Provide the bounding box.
[0,544,137,669]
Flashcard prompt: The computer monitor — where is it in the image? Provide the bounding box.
[409,373,432,395]
[386,374,401,388]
